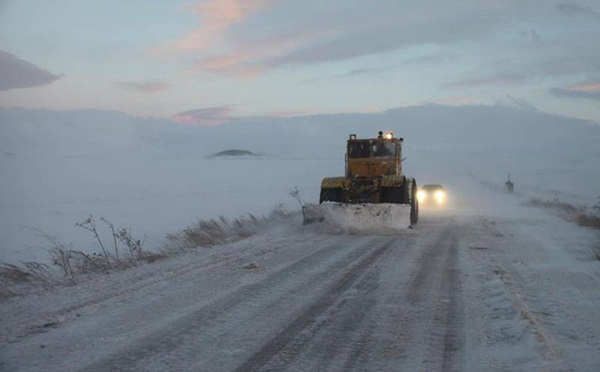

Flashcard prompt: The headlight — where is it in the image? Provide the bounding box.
[434,190,445,203]
[417,190,427,202]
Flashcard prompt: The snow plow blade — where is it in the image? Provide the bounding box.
[302,203,412,233]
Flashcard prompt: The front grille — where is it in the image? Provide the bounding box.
[345,178,377,203]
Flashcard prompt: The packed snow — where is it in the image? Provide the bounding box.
[303,203,412,233]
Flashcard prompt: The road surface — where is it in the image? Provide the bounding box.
[1,203,600,371]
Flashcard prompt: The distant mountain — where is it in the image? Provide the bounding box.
[209,149,259,158]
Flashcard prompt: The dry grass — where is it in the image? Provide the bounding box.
[0,264,29,299]
[163,204,294,253]
[526,197,600,261]
[526,198,581,215]
[1,206,295,300]
[575,214,600,230]
[0,262,59,300]
[526,198,600,230]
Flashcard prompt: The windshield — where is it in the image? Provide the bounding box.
[372,142,395,157]
[349,141,395,158]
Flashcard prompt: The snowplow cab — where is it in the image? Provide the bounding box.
[346,131,403,179]
[317,131,419,225]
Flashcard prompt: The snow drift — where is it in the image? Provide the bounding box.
[302,203,412,234]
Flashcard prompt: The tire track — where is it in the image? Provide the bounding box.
[233,237,397,372]
[83,236,386,372]
[335,220,465,371]
[405,226,453,304]
[422,232,465,372]
[334,239,417,372]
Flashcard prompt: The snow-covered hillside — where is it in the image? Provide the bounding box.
[1,105,599,264]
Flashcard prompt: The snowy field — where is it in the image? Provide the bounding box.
[1,105,600,264]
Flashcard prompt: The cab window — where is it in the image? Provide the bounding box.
[372,142,395,157]
[348,142,370,158]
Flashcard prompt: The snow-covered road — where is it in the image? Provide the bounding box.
[1,200,600,371]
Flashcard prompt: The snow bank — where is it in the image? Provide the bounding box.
[303,203,412,234]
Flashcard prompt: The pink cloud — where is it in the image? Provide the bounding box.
[172,106,234,126]
[550,81,600,100]
[157,0,332,77]
[191,30,320,76]
[198,55,243,70]
[157,1,509,78]
[568,82,600,93]
[174,0,278,52]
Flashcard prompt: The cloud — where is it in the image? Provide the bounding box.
[445,73,527,88]
[163,1,591,82]
[172,106,234,126]
[537,54,600,77]
[0,50,61,91]
[299,52,457,84]
[263,13,498,68]
[338,67,395,78]
[556,3,600,19]
[551,82,600,100]
[254,108,316,118]
[402,53,458,66]
[424,96,478,106]
[569,82,600,92]
[461,53,600,89]
[299,66,396,84]
[115,81,169,93]
[191,28,319,77]
[173,0,278,53]
[519,29,541,45]
[163,0,303,77]
[441,51,599,93]
[497,95,538,111]
[193,52,266,78]
[160,2,505,77]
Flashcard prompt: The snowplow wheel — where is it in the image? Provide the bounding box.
[320,188,342,204]
[410,182,419,225]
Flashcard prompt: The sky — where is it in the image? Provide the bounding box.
[0,0,599,125]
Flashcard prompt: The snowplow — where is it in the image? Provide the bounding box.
[303,131,418,232]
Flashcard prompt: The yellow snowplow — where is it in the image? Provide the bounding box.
[303,131,418,231]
